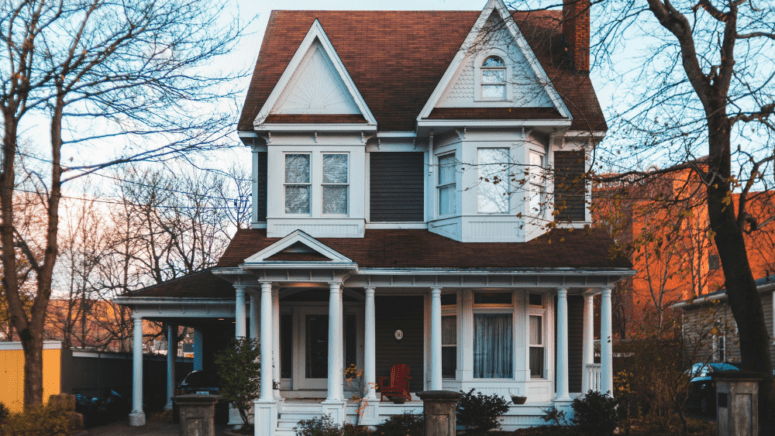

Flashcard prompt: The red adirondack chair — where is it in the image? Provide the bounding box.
[378,364,412,402]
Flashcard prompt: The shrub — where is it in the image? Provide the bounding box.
[294,415,371,436]
[372,413,423,436]
[2,402,83,436]
[0,403,9,423]
[571,391,620,436]
[456,389,510,435]
[214,337,260,427]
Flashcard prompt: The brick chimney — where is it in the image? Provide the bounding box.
[562,0,590,73]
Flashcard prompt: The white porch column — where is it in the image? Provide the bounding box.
[555,289,571,402]
[600,288,614,397]
[193,328,204,371]
[129,315,145,426]
[364,287,377,400]
[322,281,346,425]
[164,324,177,411]
[235,285,247,338]
[250,291,260,341]
[581,294,594,393]
[430,287,443,391]
[255,281,277,436]
[273,288,282,400]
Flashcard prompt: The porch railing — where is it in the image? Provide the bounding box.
[583,363,602,393]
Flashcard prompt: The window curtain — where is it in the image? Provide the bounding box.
[473,314,513,378]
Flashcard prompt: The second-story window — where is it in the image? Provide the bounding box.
[438,154,457,216]
[285,154,311,214]
[322,154,348,215]
[481,56,506,100]
[478,148,510,214]
[528,151,545,215]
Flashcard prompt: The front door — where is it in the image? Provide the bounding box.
[293,306,361,391]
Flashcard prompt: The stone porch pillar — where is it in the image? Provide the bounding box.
[322,281,346,424]
[600,288,614,397]
[430,287,443,391]
[254,281,277,436]
[165,324,177,411]
[555,289,571,402]
[129,314,145,426]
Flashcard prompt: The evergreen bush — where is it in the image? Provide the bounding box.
[456,389,510,435]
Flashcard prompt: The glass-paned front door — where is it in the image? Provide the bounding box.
[306,315,328,378]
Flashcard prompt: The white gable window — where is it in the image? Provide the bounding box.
[322,154,349,215]
[478,148,510,214]
[285,154,311,214]
[528,151,545,215]
[438,154,457,216]
[481,56,506,100]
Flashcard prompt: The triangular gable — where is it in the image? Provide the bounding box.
[254,20,377,127]
[244,230,353,264]
[418,0,571,119]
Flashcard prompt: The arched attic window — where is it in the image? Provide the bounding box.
[481,56,506,100]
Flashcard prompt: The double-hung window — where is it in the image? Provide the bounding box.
[285,154,311,214]
[529,293,545,378]
[478,148,510,214]
[284,153,349,216]
[441,293,458,379]
[322,154,348,215]
[473,292,513,379]
[438,154,457,216]
[528,151,545,215]
[481,56,506,100]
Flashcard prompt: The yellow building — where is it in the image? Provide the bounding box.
[0,341,68,412]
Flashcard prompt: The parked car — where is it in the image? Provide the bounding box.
[172,370,230,424]
[686,362,739,415]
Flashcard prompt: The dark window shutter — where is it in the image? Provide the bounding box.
[256,151,268,221]
[370,152,424,222]
[554,151,586,222]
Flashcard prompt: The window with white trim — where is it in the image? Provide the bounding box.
[322,154,348,215]
[529,315,544,378]
[481,56,506,100]
[442,294,457,379]
[528,151,545,215]
[473,292,513,379]
[285,154,311,214]
[478,148,510,214]
[438,154,457,216]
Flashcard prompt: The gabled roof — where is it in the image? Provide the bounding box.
[217,228,631,270]
[239,10,607,132]
[244,229,354,265]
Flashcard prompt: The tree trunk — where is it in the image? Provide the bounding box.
[706,114,774,436]
[20,325,44,406]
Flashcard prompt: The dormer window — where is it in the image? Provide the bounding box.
[481,56,506,100]
[285,154,311,214]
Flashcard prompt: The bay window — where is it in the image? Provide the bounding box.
[473,292,513,379]
[478,148,510,214]
[285,154,311,214]
[438,154,457,216]
[442,316,457,379]
[528,151,545,215]
[529,315,544,378]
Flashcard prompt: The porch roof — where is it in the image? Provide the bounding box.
[217,228,631,270]
[120,268,234,299]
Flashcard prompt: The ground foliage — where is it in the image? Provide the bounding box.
[0,402,83,436]
[214,337,260,426]
[456,389,511,435]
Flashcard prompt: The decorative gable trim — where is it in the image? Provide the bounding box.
[417,0,572,121]
[244,230,355,265]
[253,19,378,129]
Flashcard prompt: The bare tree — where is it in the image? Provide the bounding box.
[0,0,247,408]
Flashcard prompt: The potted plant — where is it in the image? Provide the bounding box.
[388,396,408,404]
[511,395,527,405]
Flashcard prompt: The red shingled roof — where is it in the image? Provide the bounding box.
[217,228,630,270]
[238,10,607,132]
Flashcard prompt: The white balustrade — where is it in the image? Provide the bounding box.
[584,363,602,393]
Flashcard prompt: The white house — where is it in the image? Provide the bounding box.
[115,1,634,434]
